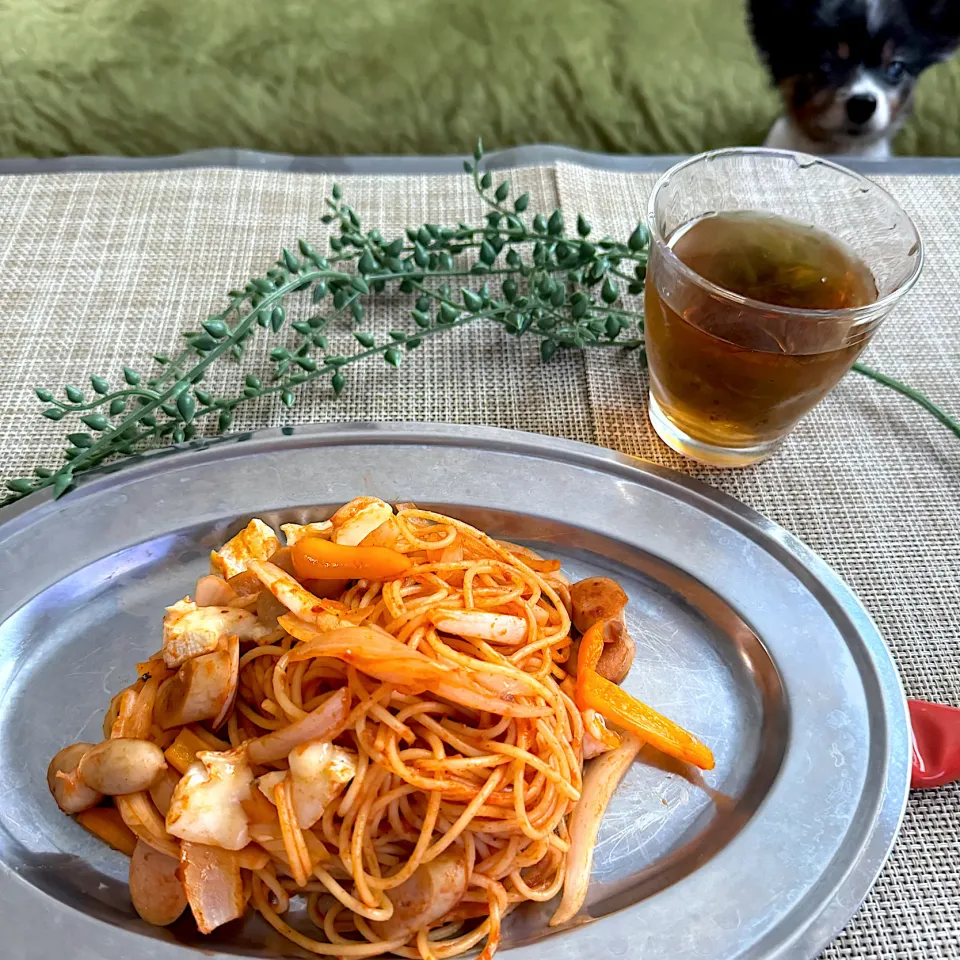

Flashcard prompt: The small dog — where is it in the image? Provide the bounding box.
[749,0,960,158]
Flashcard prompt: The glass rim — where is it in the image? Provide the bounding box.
[646,147,924,321]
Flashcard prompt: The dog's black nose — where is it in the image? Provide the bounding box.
[846,94,878,125]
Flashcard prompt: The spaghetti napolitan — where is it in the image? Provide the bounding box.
[47,499,714,958]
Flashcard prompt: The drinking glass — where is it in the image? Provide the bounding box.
[644,148,923,467]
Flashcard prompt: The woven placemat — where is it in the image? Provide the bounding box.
[0,161,957,958]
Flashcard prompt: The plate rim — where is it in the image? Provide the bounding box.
[0,421,911,960]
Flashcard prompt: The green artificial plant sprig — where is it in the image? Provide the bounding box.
[5,139,651,503]
[4,138,958,505]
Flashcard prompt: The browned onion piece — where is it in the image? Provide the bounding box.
[154,637,239,730]
[246,687,351,765]
[180,841,245,934]
[549,733,642,927]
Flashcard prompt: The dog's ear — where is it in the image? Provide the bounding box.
[908,0,960,61]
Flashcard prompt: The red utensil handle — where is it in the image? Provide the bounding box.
[909,699,960,789]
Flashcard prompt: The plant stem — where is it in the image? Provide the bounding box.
[852,363,960,439]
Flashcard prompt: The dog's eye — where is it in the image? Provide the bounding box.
[884,61,906,84]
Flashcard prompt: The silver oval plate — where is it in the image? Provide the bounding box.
[0,423,909,960]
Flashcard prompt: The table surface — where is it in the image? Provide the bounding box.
[0,147,957,959]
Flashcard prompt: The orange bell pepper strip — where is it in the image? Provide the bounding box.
[291,537,412,581]
[576,620,715,770]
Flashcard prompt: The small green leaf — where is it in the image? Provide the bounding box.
[514,193,530,213]
[91,376,109,395]
[411,309,431,328]
[292,322,312,336]
[333,289,349,311]
[298,239,317,260]
[195,389,213,405]
[161,402,178,417]
[480,172,493,190]
[312,282,328,304]
[123,367,141,386]
[192,335,217,350]
[218,410,233,431]
[52,472,73,498]
[577,214,592,238]
[532,214,547,234]
[81,413,109,431]
[406,338,422,350]
[388,330,407,342]
[351,276,370,294]
[495,181,510,202]
[270,347,291,362]
[414,244,429,268]
[329,236,343,252]
[65,385,84,403]
[351,301,364,323]
[270,307,286,332]
[355,331,376,348]
[547,210,564,236]
[245,375,262,390]
[35,388,54,403]
[154,354,170,365]
[479,241,497,265]
[634,262,647,282]
[176,392,196,423]
[474,139,484,161]
[251,277,274,294]
[440,303,459,324]
[34,466,54,478]
[628,281,644,295]
[601,278,619,304]
[7,477,35,494]
[109,398,126,416]
[384,347,402,367]
[282,249,300,272]
[281,390,295,408]
[173,425,185,443]
[463,159,474,174]
[572,297,588,320]
[605,315,622,339]
[332,183,342,200]
[628,224,649,251]
[502,278,518,302]
[296,357,318,371]
[540,339,558,363]
[462,289,484,311]
[202,318,229,339]
[358,251,377,275]
[332,372,346,396]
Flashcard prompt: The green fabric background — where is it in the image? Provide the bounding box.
[1,0,958,158]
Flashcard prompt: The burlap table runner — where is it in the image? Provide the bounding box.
[0,160,957,958]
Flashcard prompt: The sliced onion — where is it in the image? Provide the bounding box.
[180,841,245,934]
[116,791,181,859]
[549,733,642,927]
[246,687,351,765]
[212,635,240,729]
[154,639,239,730]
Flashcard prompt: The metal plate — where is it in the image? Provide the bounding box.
[0,422,910,960]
